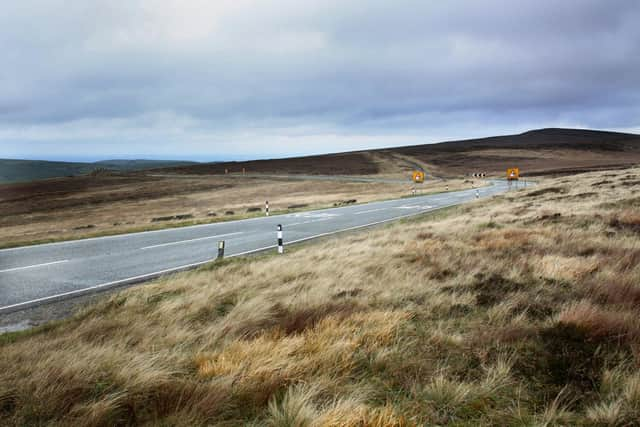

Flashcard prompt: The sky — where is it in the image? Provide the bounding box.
[1,0,639,161]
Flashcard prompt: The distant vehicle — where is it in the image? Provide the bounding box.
[507,167,520,180]
[412,171,425,183]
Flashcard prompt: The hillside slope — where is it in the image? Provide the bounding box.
[164,128,640,178]
[391,128,640,176]
[1,166,639,425]
[0,159,198,183]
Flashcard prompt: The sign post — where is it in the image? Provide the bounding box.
[507,167,520,190]
[412,171,425,183]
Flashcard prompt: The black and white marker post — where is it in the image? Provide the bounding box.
[217,240,225,259]
[475,189,479,199]
[277,224,284,254]
[265,200,270,216]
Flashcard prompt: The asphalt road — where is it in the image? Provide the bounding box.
[0,180,511,314]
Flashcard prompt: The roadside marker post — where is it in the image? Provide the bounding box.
[277,224,284,254]
[265,200,270,216]
[217,240,225,259]
[476,189,479,199]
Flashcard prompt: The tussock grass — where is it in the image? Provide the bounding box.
[2,167,640,425]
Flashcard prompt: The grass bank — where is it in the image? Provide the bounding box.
[1,168,639,425]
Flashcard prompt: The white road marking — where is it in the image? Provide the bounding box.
[287,218,331,226]
[290,212,340,219]
[140,232,243,250]
[0,260,69,274]
[354,208,387,215]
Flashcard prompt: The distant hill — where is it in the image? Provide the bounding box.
[4,128,640,183]
[164,128,640,177]
[0,159,199,183]
[389,128,640,176]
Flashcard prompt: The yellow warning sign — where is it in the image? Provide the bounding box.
[412,171,425,183]
[507,167,520,180]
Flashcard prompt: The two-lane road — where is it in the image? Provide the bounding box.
[0,180,510,313]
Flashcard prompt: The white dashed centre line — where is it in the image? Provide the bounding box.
[140,232,243,250]
[0,260,69,274]
[354,208,387,215]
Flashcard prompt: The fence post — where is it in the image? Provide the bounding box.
[217,240,225,259]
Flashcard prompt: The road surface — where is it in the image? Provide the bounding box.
[0,180,511,314]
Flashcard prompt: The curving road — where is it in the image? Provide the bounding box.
[0,180,510,314]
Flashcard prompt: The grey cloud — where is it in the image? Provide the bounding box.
[1,0,639,159]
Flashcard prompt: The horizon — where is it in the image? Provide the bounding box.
[5,126,640,164]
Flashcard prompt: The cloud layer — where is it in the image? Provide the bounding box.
[2,0,639,160]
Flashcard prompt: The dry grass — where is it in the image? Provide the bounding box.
[1,167,640,425]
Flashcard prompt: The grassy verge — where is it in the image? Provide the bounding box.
[2,169,637,425]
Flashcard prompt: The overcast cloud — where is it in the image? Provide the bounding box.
[1,0,639,160]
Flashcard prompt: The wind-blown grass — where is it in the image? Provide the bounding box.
[1,167,639,425]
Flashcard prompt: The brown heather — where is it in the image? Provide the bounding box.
[1,167,640,425]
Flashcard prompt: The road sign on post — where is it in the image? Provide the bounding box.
[412,171,425,183]
[507,167,520,180]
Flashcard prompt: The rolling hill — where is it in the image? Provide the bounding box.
[3,128,639,184]
[164,128,640,177]
[0,159,199,183]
